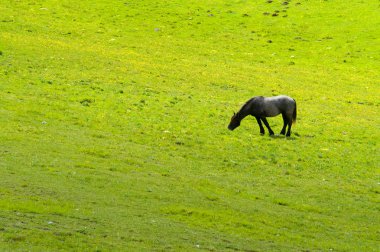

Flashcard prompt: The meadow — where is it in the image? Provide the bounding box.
[0,0,379,251]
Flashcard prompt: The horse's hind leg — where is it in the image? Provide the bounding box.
[255,116,265,135]
[286,120,292,137]
[280,113,289,135]
[261,117,274,135]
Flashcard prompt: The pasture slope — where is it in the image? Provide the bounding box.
[0,0,379,251]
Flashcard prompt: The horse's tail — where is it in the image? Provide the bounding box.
[292,99,297,124]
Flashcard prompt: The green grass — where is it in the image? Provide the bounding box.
[1,0,379,251]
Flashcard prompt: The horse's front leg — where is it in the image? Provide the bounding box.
[261,117,274,135]
[255,116,265,135]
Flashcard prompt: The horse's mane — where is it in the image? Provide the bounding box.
[239,97,256,113]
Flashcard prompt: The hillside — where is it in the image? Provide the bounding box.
[1,0,379,251]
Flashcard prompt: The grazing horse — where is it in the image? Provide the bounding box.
[228,95,297,137]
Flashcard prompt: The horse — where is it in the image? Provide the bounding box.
[228,95,297,137]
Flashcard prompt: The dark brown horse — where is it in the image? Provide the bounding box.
[228,95,297,136]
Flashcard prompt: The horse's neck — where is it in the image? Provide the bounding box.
[237,106,250,121]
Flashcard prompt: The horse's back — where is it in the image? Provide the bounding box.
[265,95,295,105]
[266,95,294,101]
[244,95,295,117]
[263,95,295,116]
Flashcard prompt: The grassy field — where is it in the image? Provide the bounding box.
[1,0,379,251]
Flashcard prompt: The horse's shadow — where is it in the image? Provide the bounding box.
[267,133,298,140]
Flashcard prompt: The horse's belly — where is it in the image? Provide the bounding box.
[264,105,281,117]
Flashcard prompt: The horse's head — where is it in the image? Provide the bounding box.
[228,112,240,131]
